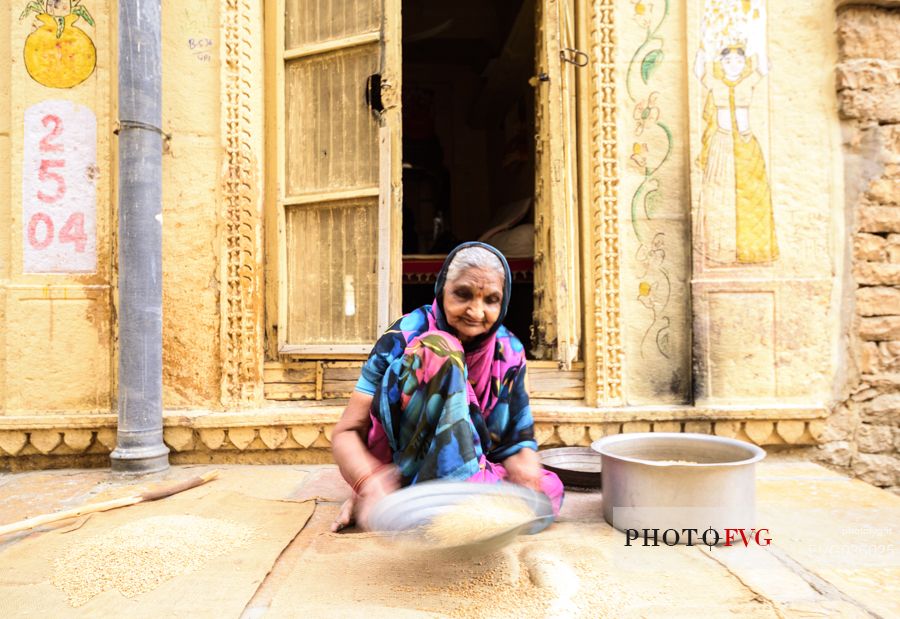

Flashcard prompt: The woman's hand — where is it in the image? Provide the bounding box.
[331,390,398,532]
[354,464,400,529]
[332,495,357,532]
[503,448,543,492]
[331,463,400,532]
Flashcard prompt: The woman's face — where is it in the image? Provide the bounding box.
[443,267,504,343]
[721,50,746,78]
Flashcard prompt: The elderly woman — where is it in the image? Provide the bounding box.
[331,242,564,531]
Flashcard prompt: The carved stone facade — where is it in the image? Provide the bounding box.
[0,0,876,475]
[589,0,624,404]
[0,408,825,470]
[220,0,265,407]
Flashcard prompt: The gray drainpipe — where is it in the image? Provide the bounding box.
[110,0,169,473]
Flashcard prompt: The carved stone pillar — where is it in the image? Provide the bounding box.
[220,0,265,407]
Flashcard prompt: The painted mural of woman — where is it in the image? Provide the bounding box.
[693,43,778,265]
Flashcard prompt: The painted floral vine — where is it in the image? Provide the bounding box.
[627,0,673,359]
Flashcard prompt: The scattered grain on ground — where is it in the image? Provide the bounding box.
[521,548,580,617]
[572,555,635,617]
[388,541,631,619]
[52,514,254,607]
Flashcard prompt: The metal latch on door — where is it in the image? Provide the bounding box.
[560,48,589,67]
[528,46,589,87]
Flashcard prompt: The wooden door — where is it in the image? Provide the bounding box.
[533,0,581,368]
[266,0,401,355]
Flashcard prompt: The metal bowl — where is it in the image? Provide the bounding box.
[367,480,554,558]
[591,433,766,543]
[539,447,603,489]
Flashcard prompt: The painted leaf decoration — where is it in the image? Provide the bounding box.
[645,188,662,217]
[19,2,44,21]
[641,50,664,84]
[74,5,95,27]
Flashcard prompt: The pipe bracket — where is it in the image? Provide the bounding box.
[115,119,171,141]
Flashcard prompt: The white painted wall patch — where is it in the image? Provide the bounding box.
[22,99,98,273]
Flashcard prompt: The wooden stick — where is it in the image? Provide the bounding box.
[0,469,221,538]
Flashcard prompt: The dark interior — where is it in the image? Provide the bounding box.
[401,0,536,350]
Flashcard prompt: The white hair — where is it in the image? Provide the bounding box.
[446,247,505,285]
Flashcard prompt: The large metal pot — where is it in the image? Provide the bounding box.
[591,433,766,544]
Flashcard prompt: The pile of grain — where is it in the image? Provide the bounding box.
[393,545,625,619]
[393,547,550,619]
[52,515,254,607]
[444,563,547,619]
[422,495,536,548]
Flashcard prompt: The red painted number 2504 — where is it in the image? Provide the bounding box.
[27,113,87,252]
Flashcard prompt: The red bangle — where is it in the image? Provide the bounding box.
[352,463,388,495]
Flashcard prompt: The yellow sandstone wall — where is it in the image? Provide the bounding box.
[2,0,114,415]
[618,0,844,410]
[820,3,900,492]
[0,0,225,417]
[1,1,890,483]
[160,0,223,408]
[616,0,692,405]
[0,4,9,415]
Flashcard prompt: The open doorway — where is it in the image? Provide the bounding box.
[400,0,536,352]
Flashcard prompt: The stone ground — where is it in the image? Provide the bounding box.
[0,458,897,618]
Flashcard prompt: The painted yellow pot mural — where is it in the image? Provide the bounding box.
[21,1,96,89]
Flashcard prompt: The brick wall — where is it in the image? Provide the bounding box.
[819,4,900,492]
